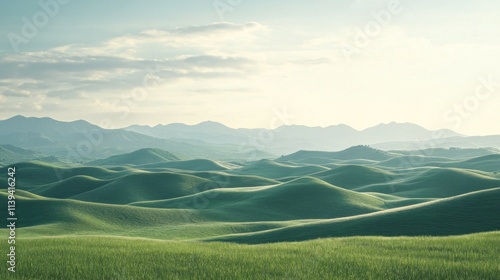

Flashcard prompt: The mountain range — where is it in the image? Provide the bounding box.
[1,115,500,164]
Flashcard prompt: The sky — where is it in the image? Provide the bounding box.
[0,0,500,135]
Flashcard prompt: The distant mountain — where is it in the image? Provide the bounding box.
[125,121,464,155]
[0,116,272,161]
[2,116,499,162]
[126,121,246,144]
[0,115,100,139]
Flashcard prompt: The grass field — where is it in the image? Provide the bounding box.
[2,233,499,280]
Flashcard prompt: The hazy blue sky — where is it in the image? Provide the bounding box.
[1,0,499,135]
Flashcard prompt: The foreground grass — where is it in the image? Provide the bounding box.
[2,232,499,279]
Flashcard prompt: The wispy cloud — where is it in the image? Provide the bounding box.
[0,22,266,112]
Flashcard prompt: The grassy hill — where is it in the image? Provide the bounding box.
[376,155,455,168]
[442,154,500,172]
[0,188,301,241]
[0,144,44,165]
[71,172,214,204]
[280,145,396,163]
[211,187,500,244]
[89,148,182,166]
[1,161,79,187]
[0,190,206,233]
[357,167,500,198]
[393,147,500,159]
[234,159,328,179]
[133,177,387,221]
[139,159,231,171]
[312,165,397,189]
[182,172,280,188]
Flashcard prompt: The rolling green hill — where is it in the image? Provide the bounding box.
[1,161,80,187]
[139,158,231,171]
[32,175,113,199]
[442,154,500,172]
[312,165,397,189]
[0,144,45,165]
[182,172,280,188]
[89,148,182,166]
[376,155,455,168]
[0,143,500,279]
[235,159,328,179]
[280,145,397,163]
[357,167,500,198]
[393,147,500,159]
[0,191,206,232]
[210,187,500,244]
[71,172,214,204]
[132,177,387,221]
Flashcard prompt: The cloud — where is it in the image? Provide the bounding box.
[0,88,31,97]
[61,22,269,57]
[0,23,267,116]
[171,22,263,34]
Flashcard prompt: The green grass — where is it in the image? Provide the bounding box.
[1,233,499,280]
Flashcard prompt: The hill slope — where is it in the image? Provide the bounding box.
[0,144,45,165]
[312,165,397,189]
[133,177,387,221]
[357,167,500,198]
[280,146,396,164]
[89,148,182,166]
[210,187,500,243]
[234,159,328,179]
[139,159,230,171]
[71,172,214,204]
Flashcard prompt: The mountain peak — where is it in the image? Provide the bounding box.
[196,121,230,128]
